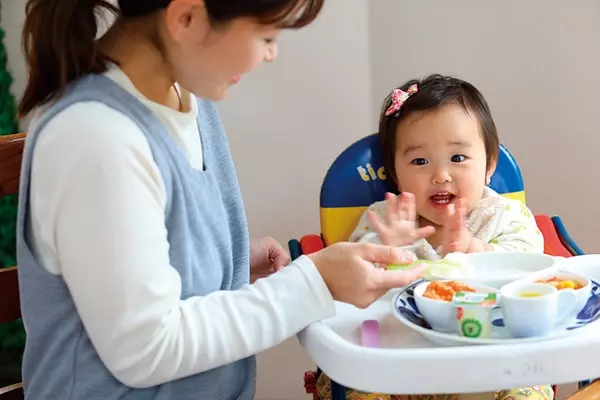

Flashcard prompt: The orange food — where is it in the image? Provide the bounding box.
[536,277,583,290]
[422,280,477,302]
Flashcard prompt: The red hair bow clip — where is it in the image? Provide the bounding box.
[384,84,418,116]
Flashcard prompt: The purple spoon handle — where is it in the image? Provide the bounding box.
[361,319,380,348]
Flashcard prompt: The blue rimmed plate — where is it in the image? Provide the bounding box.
[391,278,600,346]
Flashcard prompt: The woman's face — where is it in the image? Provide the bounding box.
[162,1,280,101]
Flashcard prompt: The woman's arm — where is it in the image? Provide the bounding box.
[29,102,335,388]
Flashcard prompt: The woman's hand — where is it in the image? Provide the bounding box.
[308,242,425,309]
[250,237,291,282]
[368,192,435,247]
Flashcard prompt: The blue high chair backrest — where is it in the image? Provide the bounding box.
[319,133,526,246]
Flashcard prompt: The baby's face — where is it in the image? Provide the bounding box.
[393,104,494,227]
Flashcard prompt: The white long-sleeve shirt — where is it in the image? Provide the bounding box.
[26,65,334,387]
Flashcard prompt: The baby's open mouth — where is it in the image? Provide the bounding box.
[430,192,455,206]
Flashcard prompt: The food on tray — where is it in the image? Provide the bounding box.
[387,255,474,280]
[536,276,584,290]
[452,292,497,339]
[518,291,546,298]
[422,280,476,302]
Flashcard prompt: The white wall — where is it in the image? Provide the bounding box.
[220,0,373,247]
[219,2,373,398]
[369,0,600,255]
[3,0,26,106]
[2,1,597,399]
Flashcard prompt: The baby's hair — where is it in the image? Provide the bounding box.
[378,73,499,187]
[19,0,323,117]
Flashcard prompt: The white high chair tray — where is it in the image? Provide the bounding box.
[297,255,600,395]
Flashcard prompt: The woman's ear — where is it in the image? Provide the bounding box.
[164,0,207,42]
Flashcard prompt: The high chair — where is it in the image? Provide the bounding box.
[289,133,591,400]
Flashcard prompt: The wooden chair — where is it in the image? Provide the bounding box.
[0,383,23,400]
[0,132,26,399]
[567,381,600,399]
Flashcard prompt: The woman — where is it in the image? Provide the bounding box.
[16,1,424,399]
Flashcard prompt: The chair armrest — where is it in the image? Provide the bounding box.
[300,234,325,255]
[534,214,573,257]
[288,239,302,261]
[552,215,585,256]
[0,381,24,399]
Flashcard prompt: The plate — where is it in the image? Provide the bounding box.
[561,254,600,281]
[390,252,563,289]
[391,278,600,346]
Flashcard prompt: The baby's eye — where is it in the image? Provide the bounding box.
[451,154,466,163]
[411,158,428,166]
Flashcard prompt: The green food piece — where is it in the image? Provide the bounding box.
[387,258,464,279]
[386,263,418,271]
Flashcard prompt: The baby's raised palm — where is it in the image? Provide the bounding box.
[368,192,435,247]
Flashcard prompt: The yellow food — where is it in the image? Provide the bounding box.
[423,280,476,302]
[536,277,583,290]
[519,292,544,298]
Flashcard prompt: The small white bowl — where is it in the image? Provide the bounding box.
[414,280,499,333]
[526,272,590,314]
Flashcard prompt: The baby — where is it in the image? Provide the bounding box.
[316,74,552,400]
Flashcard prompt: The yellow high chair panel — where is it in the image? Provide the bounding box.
[319,134,526,246]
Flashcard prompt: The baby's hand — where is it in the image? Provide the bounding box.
[368,192,435,247]
[439,198,492,255]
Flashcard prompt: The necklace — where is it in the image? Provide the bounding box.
[173,83,183,112]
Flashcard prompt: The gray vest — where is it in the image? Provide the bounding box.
[16,74,254,399]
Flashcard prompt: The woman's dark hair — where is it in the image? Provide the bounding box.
[18,0,323,116]
[378,73,499,187]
